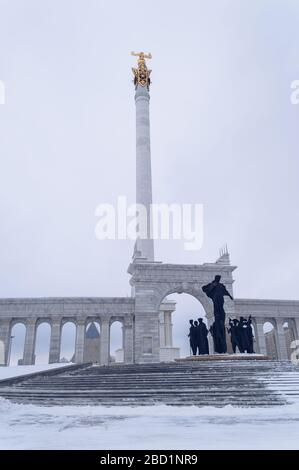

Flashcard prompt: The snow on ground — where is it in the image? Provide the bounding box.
[0,364,70,380]
[0,399,299,450]
[0,364,299,450]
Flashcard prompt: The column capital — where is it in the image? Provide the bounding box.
[50,315,63,324]
[123,314,134,327]
[275,317,286,327]
[255,317,266,325]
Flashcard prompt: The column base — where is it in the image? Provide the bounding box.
[160,347,180,362]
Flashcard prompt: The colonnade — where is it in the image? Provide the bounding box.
[0,314,134,366]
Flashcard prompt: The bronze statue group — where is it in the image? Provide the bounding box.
[188,275,255,355]
[188,319,209,355]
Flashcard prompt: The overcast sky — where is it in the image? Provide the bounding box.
[1,1,299,360]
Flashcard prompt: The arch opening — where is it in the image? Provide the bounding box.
[159,293,208,360]
[60,322,76,363]
[110,321,123,363]
[9,323,26,366]
[84,321,101,363]
[35,323,51,365]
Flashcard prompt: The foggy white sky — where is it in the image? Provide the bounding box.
[1,1,299,359]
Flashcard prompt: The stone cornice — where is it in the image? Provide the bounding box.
[0,297,135,305]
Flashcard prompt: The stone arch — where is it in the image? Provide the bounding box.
[153,282,213,320]
[36,318,52,328]
[10,318,27,329]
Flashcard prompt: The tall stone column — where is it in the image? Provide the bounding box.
[0,319,11,365]
[164,312,173,347]
[123,318,134,364]
[159,312,166,347]
[251,318,259,353]
[100,317,110,365]
[275,318,289,360]
[74,320,86,363]
[208,332,214,355]
[49,318,62,364]
[293,318,299,340]
[23,319,37,365]
[255,319,267,356]
[290,318,299,362]
[133,54,154,261]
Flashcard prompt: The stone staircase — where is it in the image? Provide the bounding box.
[0,360,299,407]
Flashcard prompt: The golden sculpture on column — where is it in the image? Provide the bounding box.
[131,51,152,89]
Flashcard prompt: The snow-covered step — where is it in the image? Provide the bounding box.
[0,360,298,407]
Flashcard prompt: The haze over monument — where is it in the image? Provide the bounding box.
[0,1,298,302]
[0,1,299,362]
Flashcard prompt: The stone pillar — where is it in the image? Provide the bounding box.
[123,317,134,364]
[134,311,160,363]
[208,331,214,354]
[74,320,86,363]
[100,317,110,365]
[275,318,289,360]
[49,318,62,364]
[290,318,299,361]
[293,318,299,340]
[226,327,233,354]
[164,311,173,347]
[0,319,11,365]
[251,318,259,353]
[134,84,154,261]
[159,312,166,347]
[23,319,37,365]
[255,319,267,356]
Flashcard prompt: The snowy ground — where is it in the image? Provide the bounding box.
[0,399,299,450]
[0,365,299,450]
[0,364,70,380]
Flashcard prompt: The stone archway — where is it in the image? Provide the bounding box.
[153,283,213,321]
[159,291,209,360]
[129,260,236,363]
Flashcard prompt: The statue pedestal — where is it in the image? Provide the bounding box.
[175,353,269,362]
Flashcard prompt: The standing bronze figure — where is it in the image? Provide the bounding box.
[202,275,233,353]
